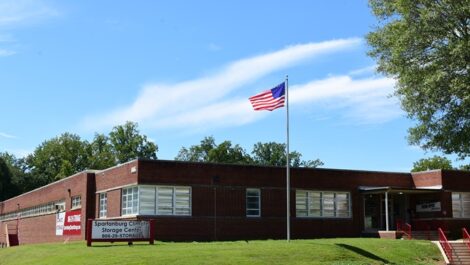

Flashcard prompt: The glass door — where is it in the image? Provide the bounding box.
[364,194,380,231]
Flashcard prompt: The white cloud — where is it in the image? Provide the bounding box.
[0,0,59,27]
[348,65,377,76]
[0,49,15,56]
[82,38,362,130]
[0,132,17,139]
[151,75,401,130]
[290,76,402,124]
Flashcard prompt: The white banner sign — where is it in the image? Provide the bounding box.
[56,212,65,236]
[91,220,150,240]
[416,201,441,212]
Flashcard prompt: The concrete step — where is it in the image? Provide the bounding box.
[449,242,470,265]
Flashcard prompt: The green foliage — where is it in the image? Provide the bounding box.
[26,133,90,182]
[0,157,15,200]
[176,137,323,168]
[109,121,158,163]
[252,142,324,168]
[0,239,442,265]
[88,133,115,169]
[176,136,252,164]
[411,155,454,172]
[367,0,470,159]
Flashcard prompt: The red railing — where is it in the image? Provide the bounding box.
[463,228,470,251]
[438,228,453,263]
[396,219,412,240]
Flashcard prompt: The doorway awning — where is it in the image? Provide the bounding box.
[358,186,442,194]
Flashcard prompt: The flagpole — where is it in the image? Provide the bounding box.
[285,75,290,242]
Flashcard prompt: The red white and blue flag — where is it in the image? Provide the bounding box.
[249,82,285,111]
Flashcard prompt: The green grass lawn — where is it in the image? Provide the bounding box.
[0,238,443,265]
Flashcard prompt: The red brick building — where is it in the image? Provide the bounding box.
[1,159,469,245]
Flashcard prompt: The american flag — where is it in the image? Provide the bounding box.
[249,82,285,111]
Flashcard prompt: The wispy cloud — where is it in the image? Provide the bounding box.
[0,132,17,139]
[82,38,362,130]
[348,65,377,76]
[0,0,59,28]
[151,75,401,130]
[0,49,15,56]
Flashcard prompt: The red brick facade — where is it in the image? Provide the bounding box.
[1,159,469,245]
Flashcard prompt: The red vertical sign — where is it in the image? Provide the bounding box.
[63,209,81,236]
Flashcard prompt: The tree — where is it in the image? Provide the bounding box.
[26,133,90,183]
[0,152,30,195]
[411,155,453,172]
[175,136,252,164]
[252,142,324,168]
[176,137,324,168]
[367,0,470,159]
[0,157,15,200]
[88,133,115,169]
[108,121,158,163]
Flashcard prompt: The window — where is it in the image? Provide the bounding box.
[296,190,351,218]
[157,186,191,216]
[99,193,107,218]
[246,188,261,217]
[452,192,470,218]
[122,187,139,215]
[0,200,64,221]
[71,196,81,209]
[120,185,191,217]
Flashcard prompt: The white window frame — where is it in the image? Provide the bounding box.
[296,190,351,218]
[246,188,261,217]
[122,186,139,216]
[71,195,81,209]
[99,193,107,218]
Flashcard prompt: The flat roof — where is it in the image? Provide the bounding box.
[358,186,442,194]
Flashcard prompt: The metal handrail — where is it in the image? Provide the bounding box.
[404,223,412,240]
[396,220,412,240]
[438,228,453,263]
[463,228,470,251]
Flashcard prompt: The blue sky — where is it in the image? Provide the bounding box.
[0,0,467,171]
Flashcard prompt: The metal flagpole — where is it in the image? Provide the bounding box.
[286,75,290,242]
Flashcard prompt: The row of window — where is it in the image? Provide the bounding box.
[96,187,352,219]
[0,200,65,221]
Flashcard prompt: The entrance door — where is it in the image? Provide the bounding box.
[364,194,380,231]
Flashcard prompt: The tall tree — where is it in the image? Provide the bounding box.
[175,136,252,164]
[0,157,15,200]
[0,152,29,195]
[411,156,453,172]
[88,133,115,169]
[26,133,90,183]
[109,121,158,163]
[367,0,470,159]
[252,142,324,168]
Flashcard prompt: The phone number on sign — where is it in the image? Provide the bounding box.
[101,233,140,239]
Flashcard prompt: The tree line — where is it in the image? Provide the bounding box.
[0,122,323,201]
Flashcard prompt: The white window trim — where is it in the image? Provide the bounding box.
[121,186,139,216]
[71,195,81,210]
[99,193,107,218]
[296,190,352,219]
[246,188,261,217]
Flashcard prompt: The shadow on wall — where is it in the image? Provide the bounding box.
[335,243,391,264]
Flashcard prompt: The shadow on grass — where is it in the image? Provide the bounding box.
[335,243,393,264]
